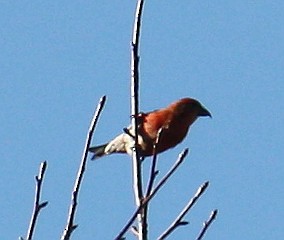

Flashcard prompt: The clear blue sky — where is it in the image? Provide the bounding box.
[1,1,283,239]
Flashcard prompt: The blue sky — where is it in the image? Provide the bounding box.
[1,1,283,239]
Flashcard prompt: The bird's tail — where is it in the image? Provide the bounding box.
[89,144,107,160]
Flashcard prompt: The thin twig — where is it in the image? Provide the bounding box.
[148,149,189,201]
[157,181,209,240]
[145,128,163,197]
[130,0,145,239]
[114,149,188,240]
[24,161,48,240]
[196,209,218,240]
[142,128,163,235]
[60,95,106,240]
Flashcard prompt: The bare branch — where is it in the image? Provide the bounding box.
[148,149,189,200]
[130,0,145,239]
[25,161,48,240]
[145,128,163,197]
[60,95,106,240]
[115,149,188,240]
[196,209,218,240]
[157,181,209,240]
[142,128,163,234]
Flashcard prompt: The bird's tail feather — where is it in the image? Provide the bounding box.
[89,144,107,160]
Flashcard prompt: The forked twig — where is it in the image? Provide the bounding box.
[24,161,48,240]
[115,149,188,240]
[157,181,209,240]
[196,209,218,240]
[60,95,106,240]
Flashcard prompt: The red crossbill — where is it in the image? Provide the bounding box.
[89,98,211,159]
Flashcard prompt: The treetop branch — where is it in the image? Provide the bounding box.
[157,181,209,240]
[24,161,48,240]
[60,95,106,240]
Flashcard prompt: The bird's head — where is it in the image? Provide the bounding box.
[174,98,212,119]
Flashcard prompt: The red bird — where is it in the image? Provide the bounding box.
[89,98,211,159]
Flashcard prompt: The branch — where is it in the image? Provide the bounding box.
[148,149,189,200]
[157,181,209,240]
[145,128,163,197]
[24,161,48,240]
[142,128,163,239]
[114,149,188,240]
[130,0,145,239]
[60,95,106,240]
[196,209,218,240]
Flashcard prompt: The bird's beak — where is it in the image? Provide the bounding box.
[199,106,212,118]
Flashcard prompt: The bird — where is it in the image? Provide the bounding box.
[89,97,211,160]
